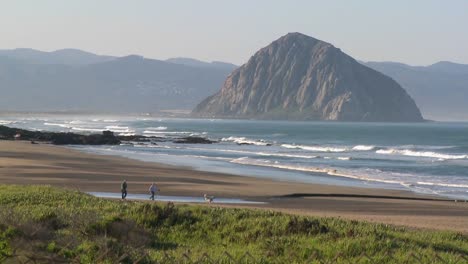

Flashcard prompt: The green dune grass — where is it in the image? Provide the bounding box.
[0,185,466,263]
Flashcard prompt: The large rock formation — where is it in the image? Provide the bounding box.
[193,33,424,122]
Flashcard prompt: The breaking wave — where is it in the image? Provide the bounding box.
[221,136,271,146]
[143,130,192,135]
[352,145,376,151]
[0,120,14,125]
[337,157,352,161]
[229,157,468,192]
[416,181,468,189]
[71,127,106,132]
[146,126,168,131]
[104,126,135,134]
[281,144,376,152]
[281,144,347,152]
[376,149,467,160]
[44,122,72,128]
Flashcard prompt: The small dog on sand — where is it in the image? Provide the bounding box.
[204,194,214,203]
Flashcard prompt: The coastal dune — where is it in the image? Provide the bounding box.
[0,140,467,233]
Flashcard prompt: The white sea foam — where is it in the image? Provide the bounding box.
[44,122,72,128]
[119,133,136,136]
[281,144,347,152]
[322,156,351,161]
[143,130,163,134]
[106,125,128,130]
[146,126,168,131]
[416,182,468,189]
[352,145,376,151]
[0,120,14,125]
[69,120,85,124]
[71,127,105,132]
[337,157,352,161]
[376,148,467,160]
[143,130,191,135]
[253,151,317,159]
[231,157,327,173]
[104,126,135,133]
[375,149,394,154]
[221,136,271,146]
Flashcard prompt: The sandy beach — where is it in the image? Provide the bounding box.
[0,140,467,233]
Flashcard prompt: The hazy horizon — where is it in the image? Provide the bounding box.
[1,0,467,66]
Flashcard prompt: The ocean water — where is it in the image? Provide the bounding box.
[2,115,468,200]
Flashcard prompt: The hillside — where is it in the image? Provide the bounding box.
[0,51,231,113]
[0,185,466,263]
[166,57,238,71]
[363,61,468,121]
[0,48,115,65]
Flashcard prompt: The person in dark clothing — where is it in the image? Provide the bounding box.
[121,180,128,199]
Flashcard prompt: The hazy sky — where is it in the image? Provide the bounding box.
[1,0,467,65]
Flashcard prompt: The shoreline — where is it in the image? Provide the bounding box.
[3,119,468,202]
[76,145,449,200]
[1,140,467,233]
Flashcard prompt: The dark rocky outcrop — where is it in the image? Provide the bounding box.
[0,125,216,145]
[51,130,121,145]
[193,33,424,122]
[0,126,120,145]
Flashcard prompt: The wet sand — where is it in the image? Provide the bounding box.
[1,140,467,233]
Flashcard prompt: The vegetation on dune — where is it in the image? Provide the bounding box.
[0,185,467,263]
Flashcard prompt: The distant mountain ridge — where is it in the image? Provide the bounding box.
[166,57,237,71]
[363,60,468,74]
[0,50,232,113]
[425,61,468,74]
[0,48,115,65]
[363,61,468,120]
[193,33,424,122]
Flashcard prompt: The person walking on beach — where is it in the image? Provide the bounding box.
[149,182,159,200]
[121,180,128,199]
